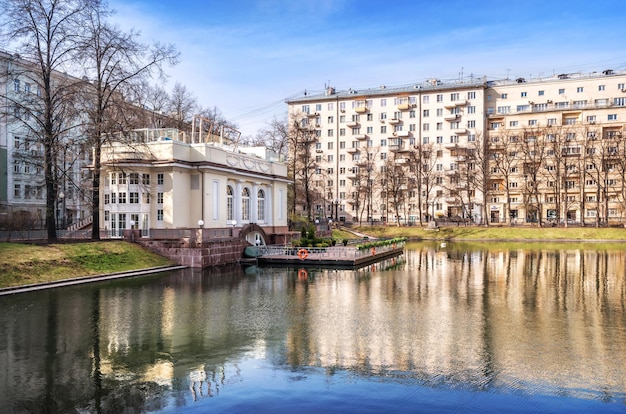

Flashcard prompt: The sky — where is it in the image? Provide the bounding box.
[108,0,626,138]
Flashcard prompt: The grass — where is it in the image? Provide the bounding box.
[331,228,361,240]
[351,225,626,241]
[0,241,173,289]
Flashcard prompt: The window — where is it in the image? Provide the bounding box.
[423,95,429,104]
[367,113,373,121]
[423,123,429,131]
[500,93,507,99]
[547,118,556,125]
[467,134,476,142]
[451,93,459,101]
[509,120,519,127]
[301,105,310,114]
[242,187,250,221]
[118,192,127,203]
[380,139,387,146]
[142,193,150,204]
[538,90,544,96]
[13,79,20,92]
[104,194,110,204]
[423,137,429,144]
[436,94,443,102]
[111,193,116,203]
[157,209,164,221]
[328,155,334,162]
[528,119,537,126]
[257,189,265,221]
[129,192,139,204]
[157,192,164,204]
[157,173,164,185]
[468,91,476,99]
[608,114,618,121]
[614,97,625,106]
[339,128,345,136]
[423,109,429,117]
[409,110,416,118]
[436,136,443,144]
[619,83,625,90]
[327,129,333,137]
[226,185,234,221]
[436,122,443,130]
[577,87,583,93]
[129,173,139,185]
[598,85,605,91]
[328,102,334,111]
[558,88,565,94]
[14,184,21,198]
[467,106,476,114]
[142,174,150,185]
[327,142,334,150]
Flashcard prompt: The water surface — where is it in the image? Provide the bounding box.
[1,242,625,413]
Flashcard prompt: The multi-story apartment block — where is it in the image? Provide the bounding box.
[288,69,626,226]
[486,70,626,225]
[287,80,488,225]
[0,50,91,230]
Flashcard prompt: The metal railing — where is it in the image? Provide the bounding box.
[258,242,404,260]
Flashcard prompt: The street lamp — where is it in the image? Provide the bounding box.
[333,199,339,226]
[129,220,136,242]
[57,191,65,230]
[231,219,237,236]
[198,219,204,228]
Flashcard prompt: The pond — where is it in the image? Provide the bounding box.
[0,242,625,413]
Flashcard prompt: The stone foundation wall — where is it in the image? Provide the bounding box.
[138,238,249,268]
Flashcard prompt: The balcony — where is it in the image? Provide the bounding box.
[444,114,460,121]
[355,134,368,140]
[354,106,368,113]
[454,128,468,135]
[346,121,359,127]
[306,112,318,117]
[444,100,467,109]
[389,144,406,152]
[395,130,410,137]
[347,147,360,153]
[388,118,401,125]
[397,103,411,110]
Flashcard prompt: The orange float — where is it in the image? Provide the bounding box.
[297,248,309,260]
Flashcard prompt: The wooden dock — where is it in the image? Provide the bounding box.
[249,245,405,269]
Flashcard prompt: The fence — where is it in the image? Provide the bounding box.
[258,241,404,260]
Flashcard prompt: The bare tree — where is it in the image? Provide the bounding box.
[518,127,548,226]
[1,0,89,241]
[252,117,289,160]
[490,129,521,225]
[78,0,178,239]
[167,82,198,131]
[469,132,490,226]
[287,113,318,221]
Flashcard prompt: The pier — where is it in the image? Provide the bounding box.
[246,243,405,269]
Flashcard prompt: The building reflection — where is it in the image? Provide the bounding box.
[0,245,625,412]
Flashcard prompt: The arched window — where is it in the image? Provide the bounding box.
[226,185,234,221]
[242,187,250,221]
[257,189,265,222]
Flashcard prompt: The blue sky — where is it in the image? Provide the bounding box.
[109,0,626,137]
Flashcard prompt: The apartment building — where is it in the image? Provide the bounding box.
[0,50,91,229]
[287,80,488,225]
[288,69,626,226]
[486,70,626,225]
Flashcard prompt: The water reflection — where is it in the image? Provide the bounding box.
[0,243,624,412]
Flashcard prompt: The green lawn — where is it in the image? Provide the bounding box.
[0,241,173,289]
[351,225,626,241]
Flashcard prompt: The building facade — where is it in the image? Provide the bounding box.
[0,50,91,230]
[100,129,290,245]
[287,80,488,225]
[287,70,626,226]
